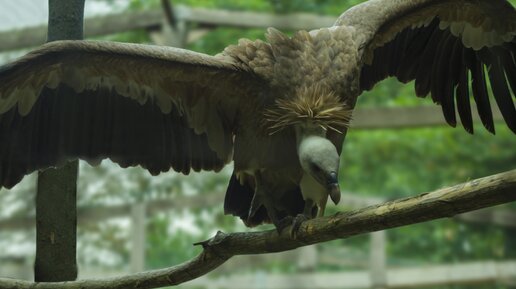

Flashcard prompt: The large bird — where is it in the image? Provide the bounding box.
[0,0,515,232]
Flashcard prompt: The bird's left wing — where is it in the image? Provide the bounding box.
[0,40,260,188]
[336,0,516,134]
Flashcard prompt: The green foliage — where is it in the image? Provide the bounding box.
[146,213,202,269]
[342,126,516,197]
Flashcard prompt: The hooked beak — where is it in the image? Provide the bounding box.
[327,172,341,204]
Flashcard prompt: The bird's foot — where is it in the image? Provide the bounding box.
[273,216,294,234]
[290,214,309,239]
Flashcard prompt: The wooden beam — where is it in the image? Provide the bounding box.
[1,190,514,231]
[351,105,504,130]
[74,248,369,279]
[0,9,161,52]
[455,207,516,228]
[0,193,223,230]
[0,6,335,52]
[173,5,335,30]
[180,261,516,289]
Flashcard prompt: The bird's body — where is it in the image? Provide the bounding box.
[222,25,355,170]
[220,27,356,226]
[0,0,515,231]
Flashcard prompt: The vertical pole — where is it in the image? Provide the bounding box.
[34,0,84,282]
[152,1,189,48]
[47,0,85,42]
[297,245,318,272]
[370,231,387,289]
[161,19,188,48]
[505,229,516,289]
[35,162,79,282]
[130,203,146,273]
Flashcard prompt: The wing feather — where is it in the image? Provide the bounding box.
[485,48,516,132]
[338,0,516,133]
[502,44,516,97]
[415,22,443,98]
[397,23,434,82]
[456,48,474,133]
[471,52,495,133]
[440,35,461,127]
[0,40,260,188]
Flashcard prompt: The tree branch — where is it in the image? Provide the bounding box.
[1,170,514,289]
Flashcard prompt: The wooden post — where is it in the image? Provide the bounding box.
[130,203,146,273]
[297,245,318,272]
[34,0,84,282]
[150,1,189,48]
[505,228,516,288]
[370,231,387,289]
[161,19,189,47]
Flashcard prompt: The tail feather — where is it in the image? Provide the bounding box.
[224,173,269,227]
[224,172,307,227]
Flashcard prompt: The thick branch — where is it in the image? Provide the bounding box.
[1,170,514,289]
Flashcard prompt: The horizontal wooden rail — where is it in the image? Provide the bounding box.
[182,260,516,289]
[0,5,335,52]
[351,105,504,130]
[1,176,514,231]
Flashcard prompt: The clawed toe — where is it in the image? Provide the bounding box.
[290,214,309,239]
[274,216,294,234]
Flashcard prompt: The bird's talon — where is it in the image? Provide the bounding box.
[274,216,294,234]
[290,214,309,239]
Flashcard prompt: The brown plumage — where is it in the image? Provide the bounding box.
[0,0,515,232]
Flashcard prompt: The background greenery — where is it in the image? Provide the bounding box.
[0,0,515,288]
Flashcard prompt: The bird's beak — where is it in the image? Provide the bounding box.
[327,172,341,204]
[329,183,341,204]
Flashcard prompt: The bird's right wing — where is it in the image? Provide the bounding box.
[0,40,263,188]
[336,0,516,134]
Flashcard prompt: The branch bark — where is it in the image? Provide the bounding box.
[2,170,514,289]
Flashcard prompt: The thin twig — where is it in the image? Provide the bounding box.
[0,170,514,289]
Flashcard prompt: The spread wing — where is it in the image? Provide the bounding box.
[0,40,260,188]
[336,0,516,134]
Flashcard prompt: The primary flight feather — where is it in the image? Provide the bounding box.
[0,0,514,232]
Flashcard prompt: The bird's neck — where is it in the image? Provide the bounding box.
[295,123,326,148]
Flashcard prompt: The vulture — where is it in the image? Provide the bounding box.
[0,0,515,232]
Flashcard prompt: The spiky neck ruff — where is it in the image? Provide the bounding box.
[264,86,352,135]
